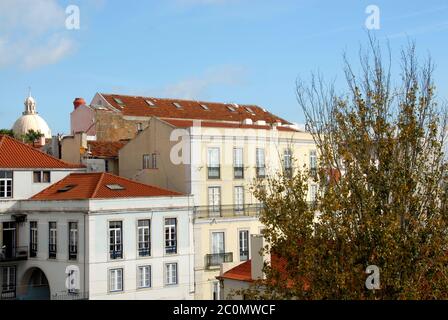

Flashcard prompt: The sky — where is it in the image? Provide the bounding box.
[0,0,448,135]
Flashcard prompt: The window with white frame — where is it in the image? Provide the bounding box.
[239,230,249,261]
[212,281,221,300]
[256,148,266,178]
[1,266,16,299]
[207,148,220,179]
[143,154,151,169]
[234,186,244,213]
[283,149,292,177]
[29,221,38,258]
[49,222,57,259]
[33,171,50,183]
[165,218,177,254]
[109,268,123,292]
[151,153,157,169]
[310,150,317,174]
[165,263,178,286]
[138,220,151,257]
[233,147,244,179]
[137,265,151,289]
[208,187,221,216]
[69,222,78,260]
[310,184,318,202]
[0,171,13,198]
[109,221,123,259]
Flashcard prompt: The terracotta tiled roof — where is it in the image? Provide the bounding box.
[31,172,183,200]
[100,93,291,125]
[161,119,300,132]
[87,141,127,158]
[0,135,84,169]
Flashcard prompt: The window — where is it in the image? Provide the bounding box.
[33,171,51,183]
[30,222,38,258]
[283,149,292,177]
[213,281,220,300]
[113,97,124,105]
[208,187,221,216]
[200,104,209,110]
[212,232,225,255]
[145,99,155,107]
[207,148,220,179]
[227,105,236,112]
[143,154,150,169]
[173,102,183,109]
[0,171,13,198]
[310,150,317,175]
[137,265,151,289]
[256,148,266,178]
[49,222,57,259]
[109,268,123,292]
[109,221,123,259]
[69,222,78,260]
[310,185,318,202]
[137,123,143,132]
[165,263,178,286]
[233,148,244,179]
[239,230,249,261]
[138,220,151,257]
[165,218,177,254]
[1,266,16,299]
[234,186,244,214]
[151,153,157,169]
[105,160,109,173]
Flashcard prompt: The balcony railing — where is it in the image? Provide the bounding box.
[49,244,57,259]
[234,166,244,179]
[109,249,123,260]
[206,252,233,268]
[69,246,78,260]
[208,166,221,179]
[239,250,249,261]
[256,166,266,178]
[0,246,28,262]
[194,204,264,219]
[138,246,151,257]
[0,289,16,300]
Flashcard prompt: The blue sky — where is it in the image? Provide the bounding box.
[1,0,448,134]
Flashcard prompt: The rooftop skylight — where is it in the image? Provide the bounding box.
[113,98,124,105]
[106,184,125,190]
[173,102,183,109]
[57,184,77,193]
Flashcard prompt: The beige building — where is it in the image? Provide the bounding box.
[119,116,316,299]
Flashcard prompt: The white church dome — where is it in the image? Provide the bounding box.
[12,93,52,139]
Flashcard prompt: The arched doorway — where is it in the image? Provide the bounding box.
[19,267,50,300]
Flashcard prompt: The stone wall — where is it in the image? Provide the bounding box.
[94,110,149,141]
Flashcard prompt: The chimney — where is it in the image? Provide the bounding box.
[250,234,270,280]
[73,97,86,110]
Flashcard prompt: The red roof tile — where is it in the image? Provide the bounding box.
[87,141,127,158]
[0,135,84,169]
[31,172,183,200]
[100,94,292,125]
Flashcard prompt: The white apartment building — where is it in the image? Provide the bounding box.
[0,170,195,300]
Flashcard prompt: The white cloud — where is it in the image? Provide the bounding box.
[160,65,247,99]
[0,0,75,70]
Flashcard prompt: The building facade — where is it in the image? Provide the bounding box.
[0,172,195,300]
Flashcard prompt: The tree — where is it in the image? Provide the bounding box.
[23,129,45,147]
[0,129,15,137]
[244,38,448,300]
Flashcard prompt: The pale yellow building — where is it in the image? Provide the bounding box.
[119,116,316,299]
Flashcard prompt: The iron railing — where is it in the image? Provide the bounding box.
[239,250,249,261]
[256,166,266,178]
[207,166,221,179]
[194,204,264,219]
[0,246,28,262]
[206,252,233,268]
[138,246,151,257]
[233,166,244,179]
[109,249,123,260]
[0,289,16,300]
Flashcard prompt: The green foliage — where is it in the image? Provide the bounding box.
[0,129,15,137]
[245,38,448,300]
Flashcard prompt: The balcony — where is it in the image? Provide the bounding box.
[138,246,151,257]
[0,246,28,262]
[194,204,264,219]
[208,166,221,179]
[109,249,123,260]
[256,166,266,178]
[206,252,233,269]
[239,250,249,261]
[284,167,293,178]
[233,166,244,179]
